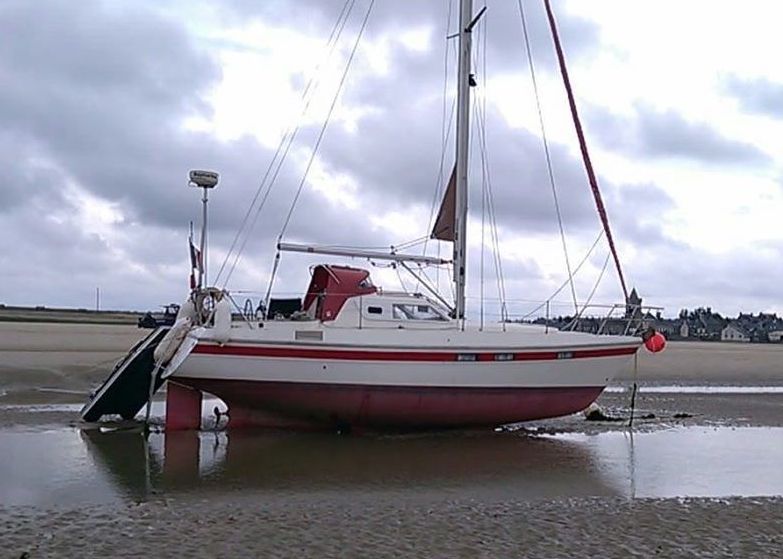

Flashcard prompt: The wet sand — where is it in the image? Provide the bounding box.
[2,424,783,557]
[2,496,781,558]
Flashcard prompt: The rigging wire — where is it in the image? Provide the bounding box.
[483,133,508,325]
[467,10,507,327]
[480,6,505,328]
[477,15,509,326]
[565,249,611,330]
[277,0,375,241]
[393,235,431,251]
[424,0,457,258]
[477,19,486,330]
[543,0,630,302]
[423,1,459,301]
[473,109,502,319]
[518,229,605,320]
[476,11,487,330]
[583,251,612,312]
[222,1,357,287]
[264,0,376,297]
[421,0,458,300]
[216,0,356,287]
[517,0,578,315]
[472,83,508,325]
[394,263,408,294]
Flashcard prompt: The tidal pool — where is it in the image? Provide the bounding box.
[1,424,781,506]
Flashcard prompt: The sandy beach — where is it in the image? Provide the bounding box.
[0,322,145,405]
[1,321,782,557]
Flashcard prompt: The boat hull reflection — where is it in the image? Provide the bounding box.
[81,429,621,501]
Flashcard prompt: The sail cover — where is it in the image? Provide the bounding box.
[430,165,456,242]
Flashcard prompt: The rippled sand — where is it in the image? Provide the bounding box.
[2,496,781,558]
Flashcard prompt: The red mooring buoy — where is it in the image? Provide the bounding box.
[644,331,667,353]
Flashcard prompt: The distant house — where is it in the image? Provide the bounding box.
[732,312,783,343]
[769,331,783,343]
[677,307,726,340]
[524,304,783,344]
[651,317,679,338]
[679,320,690,339]
[721,322,751,342]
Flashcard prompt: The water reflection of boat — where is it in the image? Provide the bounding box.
[81,429,621,502]
[80,428,164,502]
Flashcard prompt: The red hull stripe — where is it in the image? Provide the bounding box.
[191,343,638,362]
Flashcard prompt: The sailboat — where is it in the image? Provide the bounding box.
[81,0,660,431]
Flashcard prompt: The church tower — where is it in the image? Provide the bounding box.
[625,287,642,319]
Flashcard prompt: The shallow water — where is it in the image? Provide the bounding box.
[605,385,783,394]
[1,423,781,506]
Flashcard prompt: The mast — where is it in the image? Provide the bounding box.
[454,0,473,322]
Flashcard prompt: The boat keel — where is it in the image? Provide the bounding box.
[165,381,202,431]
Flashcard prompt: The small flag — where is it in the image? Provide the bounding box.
[189,239,203,274]
[188,233,203,289]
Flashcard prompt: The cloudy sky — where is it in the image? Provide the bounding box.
[2,0,782,320]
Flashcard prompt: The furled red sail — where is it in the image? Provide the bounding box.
[430,164,456,242]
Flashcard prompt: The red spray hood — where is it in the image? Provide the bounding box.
[303,265,377,321]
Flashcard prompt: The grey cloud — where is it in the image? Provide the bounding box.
[0,0,371,308]
[3,0,774,317]
[315,63,646,243]
[630,243,783,318]
[0,0,218,215]
[723,75,783,118]
[587,104,771,166]
[609,182,677,248]
[216,0,601,72]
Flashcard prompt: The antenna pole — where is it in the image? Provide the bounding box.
[200,186,208,288]
[188,170,219,288]
[454,0,473,324]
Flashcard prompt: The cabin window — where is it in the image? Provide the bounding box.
[392,303,448,321]
[367,306,383,315]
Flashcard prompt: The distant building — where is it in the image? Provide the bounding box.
[732,312,783,343]
[677,307,726,340]
[769,331,783,343]
[721,322,751,342]
[523,304,783,344]
[625,288,642,320]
